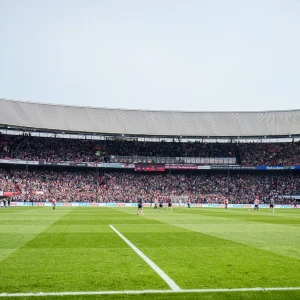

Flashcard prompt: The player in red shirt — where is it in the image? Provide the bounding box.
[224,198,228,209]
[53,199,56,210]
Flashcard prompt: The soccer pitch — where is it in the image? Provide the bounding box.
[1,206,300,300]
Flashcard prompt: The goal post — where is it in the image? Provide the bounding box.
[157,195,189,206]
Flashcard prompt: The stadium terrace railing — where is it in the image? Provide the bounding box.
[109,156,236,165]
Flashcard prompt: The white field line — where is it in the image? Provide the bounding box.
[1,287,300,297]
[109,224,181,291]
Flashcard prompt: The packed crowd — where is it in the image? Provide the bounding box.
[1,133,300,166]
[0,134,234,162]
[1,169,299,204]
[239,142,300,166]
[105,139,234,158]
[0,134,106,162]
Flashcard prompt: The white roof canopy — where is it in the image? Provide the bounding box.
[1,98,300,137]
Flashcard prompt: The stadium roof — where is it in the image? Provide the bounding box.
[0,98,300,138]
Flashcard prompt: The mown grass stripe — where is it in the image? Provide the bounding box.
[0,207,74,263]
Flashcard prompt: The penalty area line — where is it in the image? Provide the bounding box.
[109,224,181,291]
[1,287,300,297]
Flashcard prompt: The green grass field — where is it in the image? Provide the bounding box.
[0,206,300,300]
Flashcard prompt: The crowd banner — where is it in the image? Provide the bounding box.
[0,159,39,165]
[3,192,20,197]
[96,163,125,168]
[210,165,241,170]
[241,166,257,170]
[134,164,165,171]
[165,165,199,170]
[256,166,291,170]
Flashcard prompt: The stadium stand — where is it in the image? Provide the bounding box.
[1,99,300,206]
[0,134,235,161]
[1,133,300,166]
[1,167,300,204]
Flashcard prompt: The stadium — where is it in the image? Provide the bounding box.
[1,98,300,300]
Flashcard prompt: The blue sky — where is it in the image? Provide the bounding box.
[0,0,299,111]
